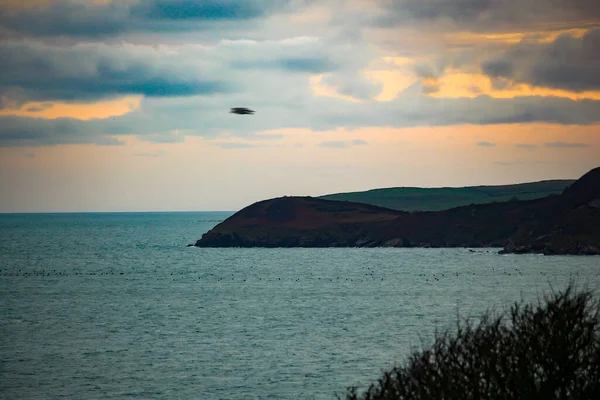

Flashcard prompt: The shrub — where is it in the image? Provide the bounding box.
[341,285,600,400]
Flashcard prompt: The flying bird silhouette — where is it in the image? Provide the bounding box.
[230,107,255,115]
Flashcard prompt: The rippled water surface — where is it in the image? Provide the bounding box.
[1,212,599,399]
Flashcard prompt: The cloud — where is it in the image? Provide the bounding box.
[318,141,349,148]
[24,103,53,112]
[0,114,133,146]
[544,141,591,148]
[278,57,338,73]
[373,0,600,33]
[371,3,600,91]
[224,36,367,76]
[318,139,369,148]
[316,94,600,129]
[3,92,600,147]
[232,55,339,74]
[0,41,230,105]
[246,132,285,140]
[211,142,262,149]
[136,0,267,21]
[137,131,186,143]
[477,141,495,147]
[133,150,167,157]
[1,10,600,150]
[481,29,600,92]
[515,143,538,150]
[0,0,300,38]
[0,35,369,106]
[0,1,131,38]
[320,72,383,100]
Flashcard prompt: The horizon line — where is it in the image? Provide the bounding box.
[0,210,236,215]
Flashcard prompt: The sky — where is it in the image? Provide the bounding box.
[0,0,599,212]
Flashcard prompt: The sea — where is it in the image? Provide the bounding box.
[1,212,599,400]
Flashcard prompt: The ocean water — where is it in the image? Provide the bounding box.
[1,212,599,400]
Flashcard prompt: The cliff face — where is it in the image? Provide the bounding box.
[194,167,600,255]
[500,167,600,255]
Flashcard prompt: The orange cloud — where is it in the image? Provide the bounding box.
[366,27,599,101]
[363,64,600,102]
[427,69,600,100]
[364,70,415,101]
[0,96,142,120]
[309,74,363,103]
[380,57,415,67]
[442,27,590,46]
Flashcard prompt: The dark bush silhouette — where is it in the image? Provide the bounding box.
[342,285,600,400]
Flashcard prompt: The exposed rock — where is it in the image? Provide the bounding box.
[381,238,411,247]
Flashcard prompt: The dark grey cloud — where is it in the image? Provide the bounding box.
[136,0,266,21]
[24,103,54,112]
[231,56,339,74]
[544,141,591,148]
[0,115,123,147]
[278,57,338,74]
[0,35,363,107]
[136,92,600,132]
[0,0,296,38]
[223,35,369,77]
[477,141,495,147]
[414,63,444,81]
[321,72,383,100]
[376,0,495,27]
[0,1,130,38]
[374,0,600,32]
[482,29,600,92]
[0,41,230,105]
[447,96,599,125]
[316,94,600,129]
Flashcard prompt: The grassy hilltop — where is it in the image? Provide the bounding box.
[319,180,574,212]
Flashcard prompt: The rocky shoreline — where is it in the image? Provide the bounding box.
[499,238,600,255]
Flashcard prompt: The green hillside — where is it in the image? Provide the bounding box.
[318,180,575,212]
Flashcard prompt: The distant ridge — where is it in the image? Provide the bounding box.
[318,180,575,212]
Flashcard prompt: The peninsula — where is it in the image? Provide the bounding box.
[193,167,600,255]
